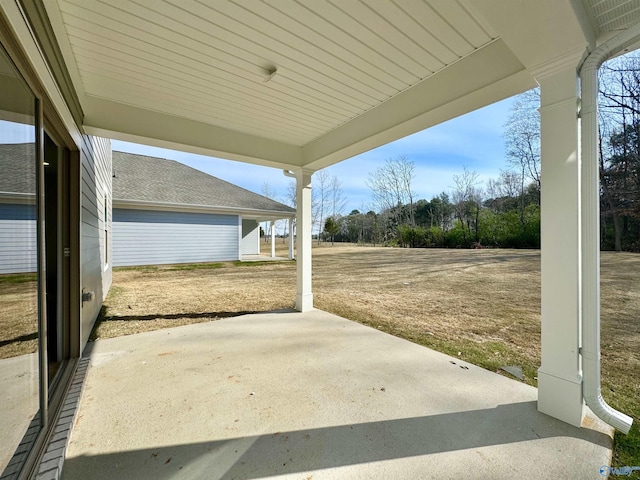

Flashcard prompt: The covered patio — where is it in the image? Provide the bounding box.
[62,310,612,480]
[2,1,640,477]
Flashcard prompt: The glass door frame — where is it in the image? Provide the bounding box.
[0,9,82,480]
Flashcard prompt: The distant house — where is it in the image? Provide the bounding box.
[0,147,295,274]
[0,143,36,274]
[111,151,295,267]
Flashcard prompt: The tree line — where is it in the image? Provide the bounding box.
[321,88,542,249]
[326,158,541,249]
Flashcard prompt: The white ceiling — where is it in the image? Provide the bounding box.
[41,0,640,170]
[585,0,640,34]
[54,0,496,145]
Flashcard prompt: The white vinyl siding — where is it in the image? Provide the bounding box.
[113,209,239,266]
[80,136,112,348]
[241,219,259,255]
[0,202,36,274]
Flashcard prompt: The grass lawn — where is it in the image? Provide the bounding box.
[2,243,637,466]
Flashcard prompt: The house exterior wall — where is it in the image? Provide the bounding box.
[80,136,112,348]
[112,208,239,266]
[0,202,36,274]
[241,219,260,255]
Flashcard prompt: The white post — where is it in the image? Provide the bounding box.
[295,169,313,311]
[237,216,243,261]
[537,65,584,427]
[270,221,276,258]
[256,222,260,254]
[288,217,294,260]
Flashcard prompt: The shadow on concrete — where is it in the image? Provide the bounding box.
[62,401,610,480]
[97,311,261,322]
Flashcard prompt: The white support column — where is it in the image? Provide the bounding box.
[295,169,314,312]
[237,216,243,261]
[257,222,261,254]
[288,217,294,260]
[270,222,276,258]
[537,66,584,427]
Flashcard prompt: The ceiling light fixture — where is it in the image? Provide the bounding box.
[264,66,277,83]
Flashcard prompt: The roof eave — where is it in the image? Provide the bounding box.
[112,198,295,220]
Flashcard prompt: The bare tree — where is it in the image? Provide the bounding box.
[366,156,416,238]
[486,169,528,224]
[261,182,282,239]
[329,175,347,219]
[504,88,541,203]
[261,182,277,201]
[313,169,330,243]
[486,170,521,201]
[598,52,640,250]
[452,167,483,243]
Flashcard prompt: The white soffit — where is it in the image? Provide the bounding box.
[41,0,611,168]
[585,0,640,35]
[45,2,499,145]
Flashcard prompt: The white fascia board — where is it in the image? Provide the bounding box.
[113,199,295,220]
[42,0,86,100]
[1,0,82,147]
[302,39,535,170]
[468,0,592,72]
[82,96,303,170]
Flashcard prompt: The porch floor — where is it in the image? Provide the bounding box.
[62,310,612,480]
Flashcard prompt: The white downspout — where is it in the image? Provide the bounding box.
[579,26,640,434]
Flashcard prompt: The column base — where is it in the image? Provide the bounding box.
[538,368,584,427]
[295,293,313,312]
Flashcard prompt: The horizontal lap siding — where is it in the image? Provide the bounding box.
[241,219,259,255]
[80,136,112,348]
[113,208,239,266]
[0,203,36,274]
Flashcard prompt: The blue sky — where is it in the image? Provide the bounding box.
[113,94,515,215]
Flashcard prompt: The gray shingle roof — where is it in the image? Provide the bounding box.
[0,145,295,216]
[0,143,36,195]
[113,151,295,215]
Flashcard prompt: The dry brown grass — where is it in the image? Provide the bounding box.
[313,246,543,380]
[1,243,638,462]
[90,260,296,340]
[0,279,38,359]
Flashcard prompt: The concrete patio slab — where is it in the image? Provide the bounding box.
[62,310,612,480]
[0,353,39,471]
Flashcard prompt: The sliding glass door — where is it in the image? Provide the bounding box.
[0,41,74,477]
[0,44,40,475]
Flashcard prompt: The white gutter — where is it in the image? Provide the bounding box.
[579,26,640,435]
[112,198,295,219]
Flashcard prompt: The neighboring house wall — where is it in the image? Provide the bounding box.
[241,219,260,255]
[80,136,112,348]
[0,202,36,274]
[112,208,239,266]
